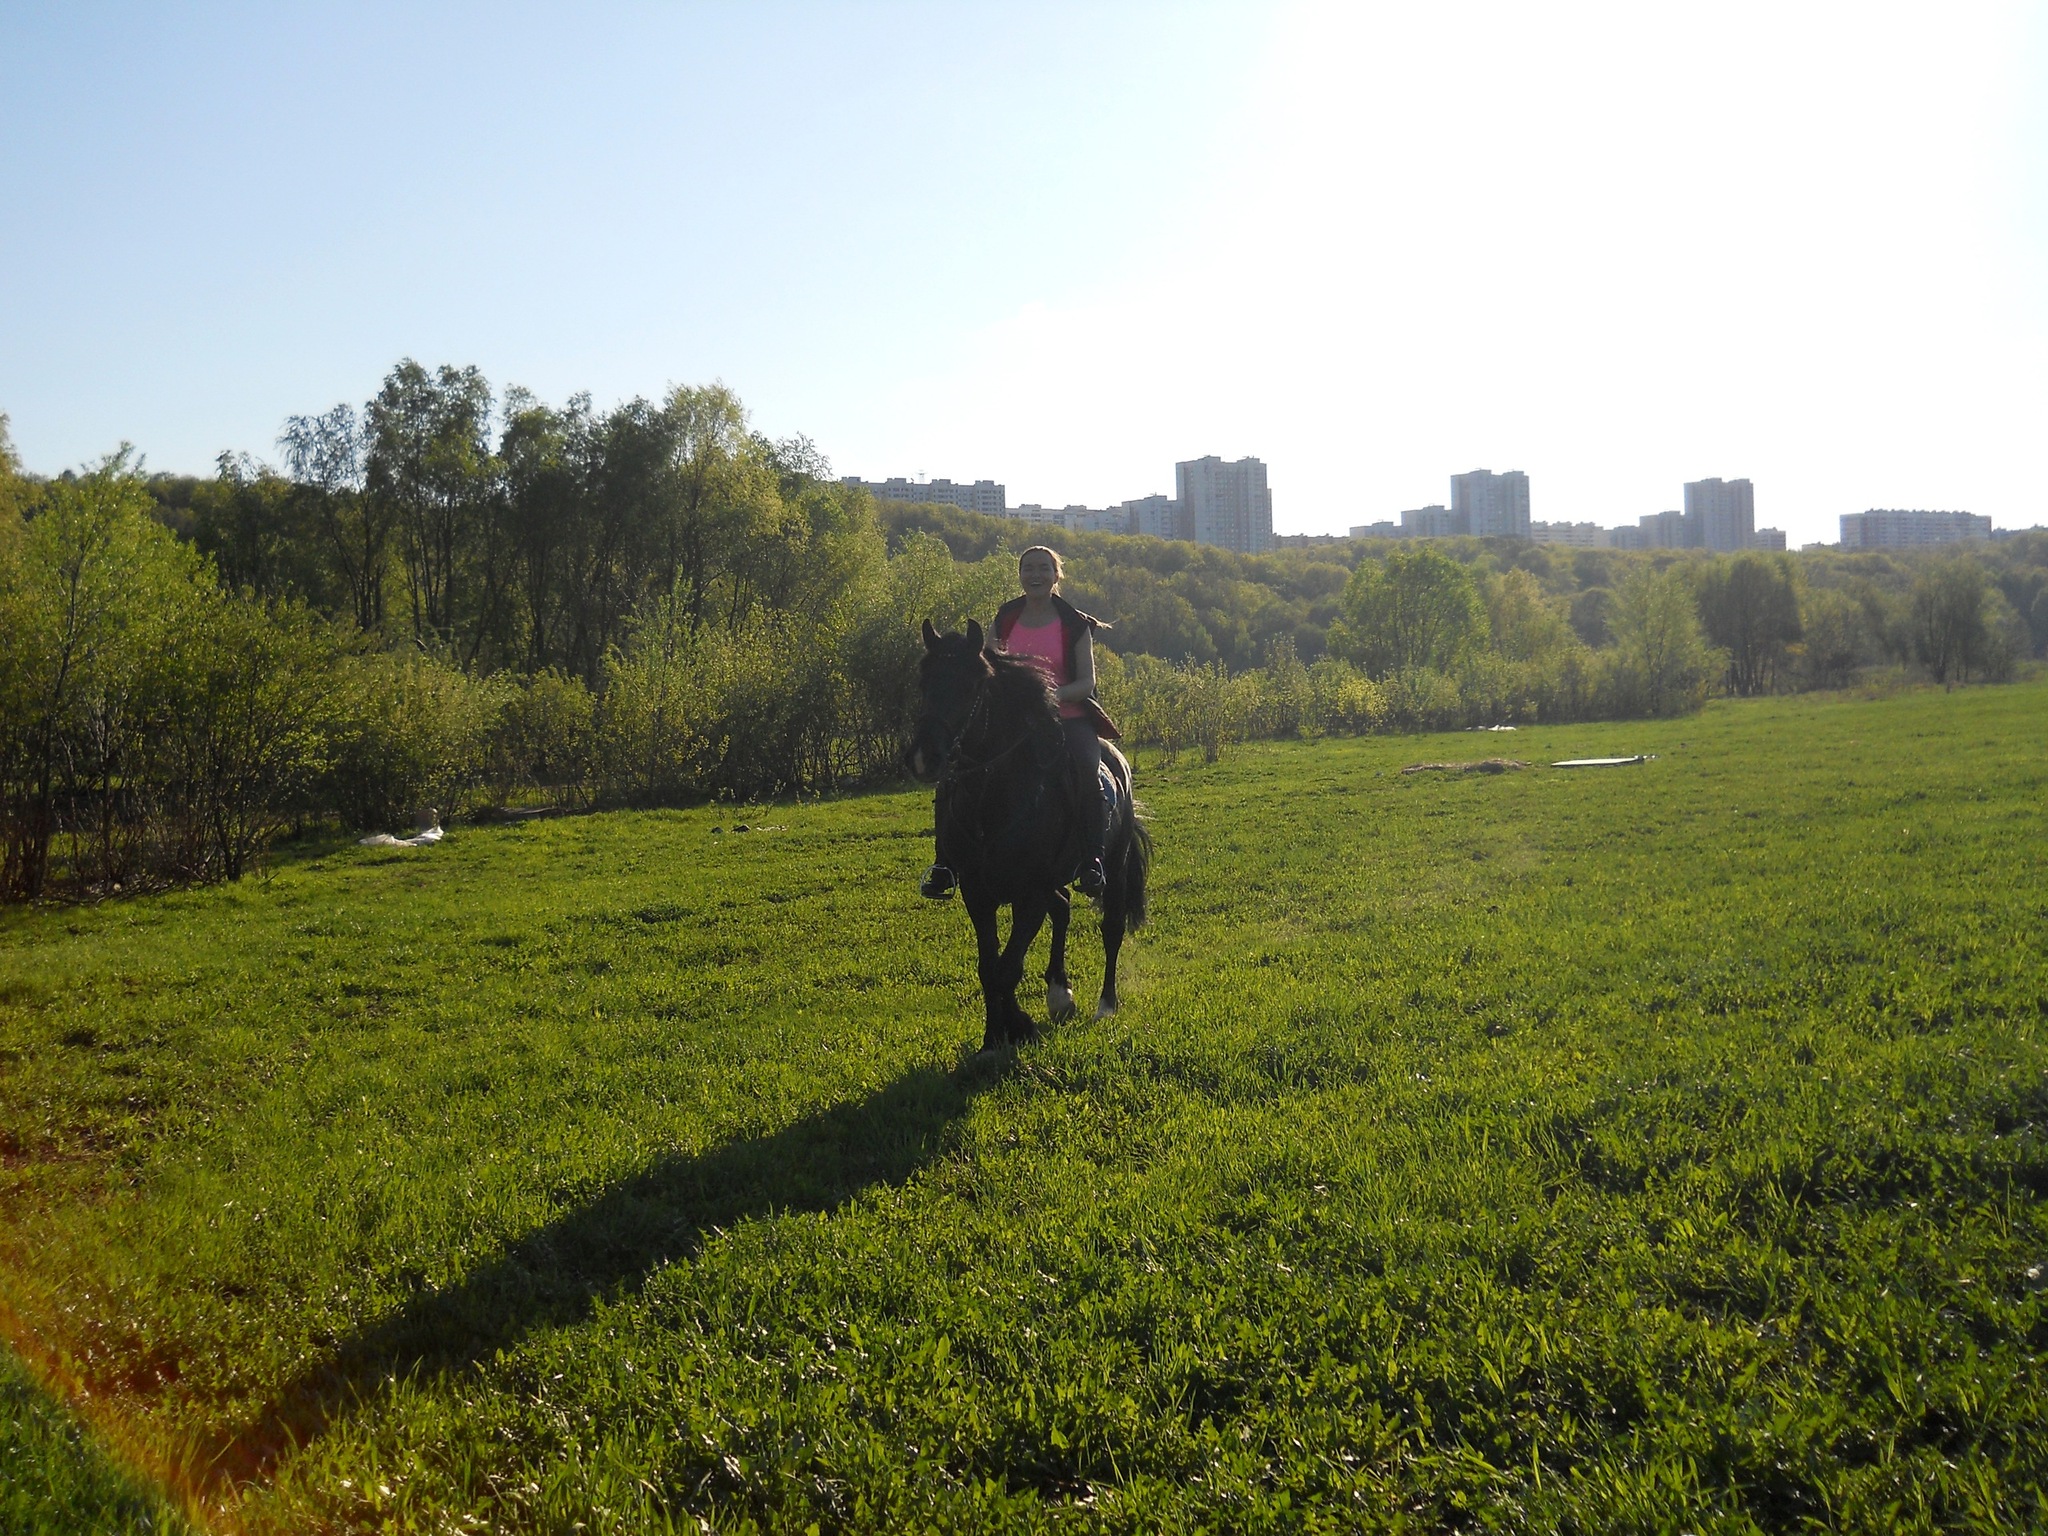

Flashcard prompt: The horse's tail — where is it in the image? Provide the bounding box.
[1120,803,1153,931]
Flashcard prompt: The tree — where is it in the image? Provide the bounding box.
[281,403,387,633]
[0,413,30,528]
[1796,587,1870,690]
[1697,554,1802,695]
[1976,588,2028,684]
[365,360,497,651]
[1606,564,1721,717]
[191,452,327,605]
[1107,576,1216,664]
[1568,586,1611,647]
[1328,545,1483,679]
[498,389,594,674]
[1911,559,1990,683]
[1487,566,1574,662]
[0,454,203,896]
[650,383,782,635]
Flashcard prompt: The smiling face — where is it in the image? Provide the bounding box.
[1018,548,1060,599]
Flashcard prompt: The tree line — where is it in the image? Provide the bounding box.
[149,366,868,685]
[3,370,2042,900]
[0,384,1007,901]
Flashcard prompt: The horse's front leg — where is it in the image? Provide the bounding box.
[998,892,1051,1045]
[1043,886,1075,1023]
[964,887,1009,1054]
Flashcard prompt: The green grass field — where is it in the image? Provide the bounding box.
[3,681,2046,1533]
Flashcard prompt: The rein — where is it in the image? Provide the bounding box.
[937,667,1060,794]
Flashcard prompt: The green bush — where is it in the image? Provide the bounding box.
[1380,666,1468,732]
[1305,656,1387,736]
[592,597,849,806]
[1107,655,1259,763]
[323,649,501,831]
[489,669,595,806]
[161,595,340,878]
[0,458,342,894]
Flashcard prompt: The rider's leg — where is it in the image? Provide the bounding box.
[921,782,957,899]
[1062,716,1107,896]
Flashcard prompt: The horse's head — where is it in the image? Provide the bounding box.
[906,618,990,781]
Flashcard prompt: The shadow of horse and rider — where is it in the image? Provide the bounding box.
[197,1058,1005,1494]
[197,618,1150,1498]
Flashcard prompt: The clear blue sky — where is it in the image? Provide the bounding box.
[4,3,2044,544]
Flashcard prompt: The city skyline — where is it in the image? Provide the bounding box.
[845,461,2026,551]
[847,454,1276,554]
[2,7,2044,548]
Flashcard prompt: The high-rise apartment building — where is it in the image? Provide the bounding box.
[1644,509,1688,548]
[843,476,1006,516]
[1063,505,1131,535]
[1004,501,1164,536]
[1120,494,1187,541]
[1609,509,1685,549]
[1006,504,1074,530]
[1608,504,1784,550]
[1176,456,1273,555]
[1450,469,1531,538]
[1530,521,1606,547]
[1839,510,1991,549]
[1400,504,1462,538]
[1684,478,1755,552]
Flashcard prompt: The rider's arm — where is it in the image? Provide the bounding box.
[1057,628,1096,704]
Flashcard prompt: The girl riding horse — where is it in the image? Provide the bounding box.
[921,545,1116,899]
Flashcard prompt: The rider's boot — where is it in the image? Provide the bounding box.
[1074,773,1108,899]
[920,864,957,900]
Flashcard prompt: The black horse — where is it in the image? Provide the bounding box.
[908,619,1152,1051]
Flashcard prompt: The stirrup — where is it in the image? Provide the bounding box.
[920,864,957,900]
[1076,857,1106,899]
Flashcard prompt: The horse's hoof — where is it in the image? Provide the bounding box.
[1046,984,1076,1023]
[1095,998,1117,1020]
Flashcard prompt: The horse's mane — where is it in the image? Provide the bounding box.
[983,648,1064,748]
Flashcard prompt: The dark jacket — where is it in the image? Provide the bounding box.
[992,594,1121,740]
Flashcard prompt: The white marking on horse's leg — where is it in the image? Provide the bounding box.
[1046,981,1075,1022]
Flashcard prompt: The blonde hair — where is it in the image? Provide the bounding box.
[1018,545,1065,582]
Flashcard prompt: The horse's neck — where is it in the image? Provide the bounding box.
[961,692,1056,783]
[966,712,1039,770]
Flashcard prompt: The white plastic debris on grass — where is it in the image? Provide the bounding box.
[1551,755,1656,768]
[359,827,443,847]
[359,809,445,847]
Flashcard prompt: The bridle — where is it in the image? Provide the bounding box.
[933,668,1041,790]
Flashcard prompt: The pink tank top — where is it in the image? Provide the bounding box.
[1004,613,1085,719]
